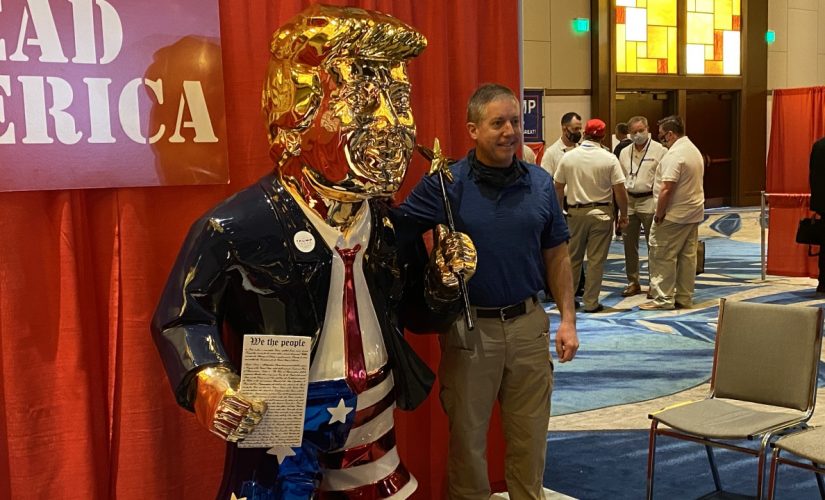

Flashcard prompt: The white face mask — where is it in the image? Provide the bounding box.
[631,131,648,145]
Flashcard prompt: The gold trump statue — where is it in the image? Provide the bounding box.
[151,5,475,499]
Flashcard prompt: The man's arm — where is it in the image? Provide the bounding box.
[654,180,676,223]
[612,182,629,229]
[543,243,578,362]
[554,181,566,211]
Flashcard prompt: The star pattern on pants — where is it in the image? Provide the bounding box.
[327,398,353,424]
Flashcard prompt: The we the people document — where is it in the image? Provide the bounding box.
[237,335,311,448]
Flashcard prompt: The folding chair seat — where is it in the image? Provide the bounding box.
[767,427,825,499]
[646,299,823,499]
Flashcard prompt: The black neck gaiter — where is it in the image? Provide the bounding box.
[469,150,522,188]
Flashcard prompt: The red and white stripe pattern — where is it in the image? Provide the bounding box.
[317,371,416,499]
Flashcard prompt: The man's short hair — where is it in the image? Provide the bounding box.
[615,122,629,135]
[466,84,517,123]
[263,5,426,150]
[658,115,685,136]
[627,116,649,129]
[561,112,582,126]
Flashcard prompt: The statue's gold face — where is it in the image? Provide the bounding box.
[299,59,416,201]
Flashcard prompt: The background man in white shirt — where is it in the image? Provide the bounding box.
[618,116,667,298]
[640,115,705,311]
[541,112,582,176]
[555,118,628,313]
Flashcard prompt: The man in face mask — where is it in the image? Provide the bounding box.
[540,111,582,177]
[617,116,667,298]
[640,115,705,310]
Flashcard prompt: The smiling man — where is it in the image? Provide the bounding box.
[398,83,579,499]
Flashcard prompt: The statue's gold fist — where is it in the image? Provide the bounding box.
[429,224,476,294]
[193,366,267,443]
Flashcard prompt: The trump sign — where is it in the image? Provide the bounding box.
[522,88,543,143]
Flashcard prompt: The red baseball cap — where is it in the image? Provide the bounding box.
[584,118,606,138]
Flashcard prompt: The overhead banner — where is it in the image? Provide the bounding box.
[522,88,543,143]
[0,0,228,191]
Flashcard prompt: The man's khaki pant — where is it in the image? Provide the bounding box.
[567,207,613,311]
[623,209,654,286]
[439,300,553,500]
[648,219,700,307]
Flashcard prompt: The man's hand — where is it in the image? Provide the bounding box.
[429,224,476,291]
[193,366,267,442]
[617,215,629,230]
[555,321,579,362]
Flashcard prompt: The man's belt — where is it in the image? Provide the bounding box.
[628,191,653,198]
[569,202,611,209]
[475,296,537,321]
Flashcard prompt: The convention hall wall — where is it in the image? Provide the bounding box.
[521,0,825,206]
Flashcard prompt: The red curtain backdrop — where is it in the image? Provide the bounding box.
[765,87,825,277]
[0,1,519,498]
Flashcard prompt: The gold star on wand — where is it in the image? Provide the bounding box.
[417,139,455,183]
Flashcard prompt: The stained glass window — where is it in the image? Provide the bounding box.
[686,0,740,74]
[616,0,678,74]
[616,0,741,76]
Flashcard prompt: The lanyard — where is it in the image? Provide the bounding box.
[629,139,651,177]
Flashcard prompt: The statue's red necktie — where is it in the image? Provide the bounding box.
[335,245,367,394]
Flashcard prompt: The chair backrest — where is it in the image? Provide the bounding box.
[712,299,823,412]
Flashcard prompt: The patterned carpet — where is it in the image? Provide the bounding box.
[541,209,825,499]
[546,209,825,416]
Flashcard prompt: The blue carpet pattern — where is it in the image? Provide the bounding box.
[546,211,825,416]
[545,430,822,500]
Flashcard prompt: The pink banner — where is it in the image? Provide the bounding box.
[0,0,228,191]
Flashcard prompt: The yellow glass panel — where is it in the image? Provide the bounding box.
[638,0,647,7]
[686,44,705,73]
[647,25,668,58]
[626,7,648,41]
[616,24,626,72]
[637,58,658,73]
[647,0,676,26]
[705,60,724,75]
[687,0,695,10]
[694,0,714,12]
[626,41,637,72]
[616,0,636,6]
[723,30,741,75]
[668,26,677,73]
[638,42,647,58]
[705,44,714,60]
[715,0,732,30]
[732,0,740,16]
[687,12,714,44]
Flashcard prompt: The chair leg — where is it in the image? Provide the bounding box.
[647,420,659,500]
[757,433,772,500]
[704,445,722,492]
[814,462,825,500]
[767,448,780,500]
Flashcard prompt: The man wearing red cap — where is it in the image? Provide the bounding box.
[554,118,629,312]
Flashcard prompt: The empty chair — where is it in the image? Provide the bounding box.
[767,427,825,499]
[646,298,823,499]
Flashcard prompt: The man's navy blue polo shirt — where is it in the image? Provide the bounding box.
[399,152,569,308]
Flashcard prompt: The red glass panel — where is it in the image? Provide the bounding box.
[714,30,723,60]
